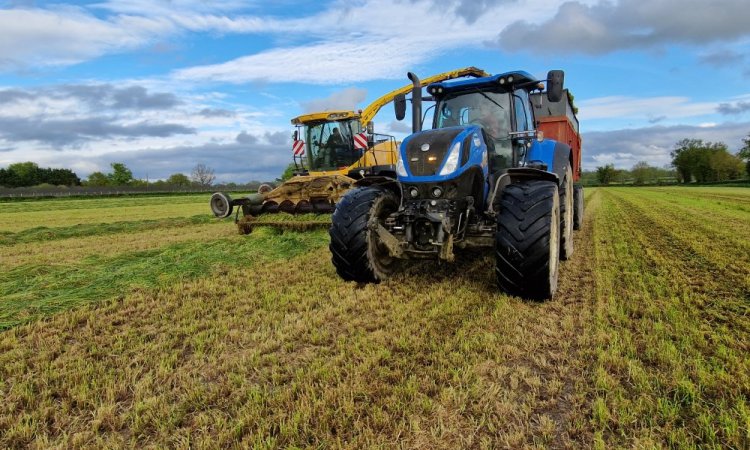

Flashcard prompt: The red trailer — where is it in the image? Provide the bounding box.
[532,89,582,181]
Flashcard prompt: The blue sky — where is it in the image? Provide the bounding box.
[1,0,749,183]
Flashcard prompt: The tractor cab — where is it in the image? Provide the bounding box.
[427,71,543,172]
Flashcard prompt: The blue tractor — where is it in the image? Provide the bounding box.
[328,69,578,300]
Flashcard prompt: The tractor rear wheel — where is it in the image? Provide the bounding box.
[573,184,584,230]
[329,187,400,282]
[495,180,560,300]
[559,163,574,260]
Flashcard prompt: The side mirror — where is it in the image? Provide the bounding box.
[394,93,406,121]
[366,121,374,134]
[546,70,564,103]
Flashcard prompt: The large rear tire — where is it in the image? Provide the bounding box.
[329,187,400,282]
[559,163,574,260]
[573,184,584,230]
[495,180,560,300]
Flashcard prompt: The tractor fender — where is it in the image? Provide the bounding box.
[506,167,559,183]
[353,176,402,200]
[527,140,572,185]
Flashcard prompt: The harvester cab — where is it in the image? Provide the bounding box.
[329,69,583,300]
[290,110,398,180]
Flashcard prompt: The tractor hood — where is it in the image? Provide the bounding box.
[396,125,486,181]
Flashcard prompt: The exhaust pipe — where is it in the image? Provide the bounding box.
[407,72,421,133]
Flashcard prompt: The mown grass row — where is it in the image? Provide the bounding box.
[0,228,329,330]
[0,194,216,213]
[0,202,214,233]
[0,221,235,269]
[0,214,217,246]
[590,188,749,449]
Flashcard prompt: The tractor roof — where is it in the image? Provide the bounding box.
[427,70,542,95]
[291,110,360,125]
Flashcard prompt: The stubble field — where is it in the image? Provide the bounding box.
[0,188,748,448]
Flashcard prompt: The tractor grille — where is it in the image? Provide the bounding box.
[405,129,463,176]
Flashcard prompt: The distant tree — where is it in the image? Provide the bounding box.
[279,163,297,182]
[596,164,617,185]
[44,168,81,186]
[739,133,750,177]
[0,162,81,187]
[166,173,191,186]
[710,151,744,181]
[671,138,742,183]
[0,168,19,187]
[671,139,703,183]
[130,178,148,187]
[578,170,598,186]
[191,164,216,186]
[630,161,652,185]
[86,171,110,187]
[8,162,41,186]
[108,162,134,186]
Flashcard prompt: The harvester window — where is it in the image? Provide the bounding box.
[306,121,360,171]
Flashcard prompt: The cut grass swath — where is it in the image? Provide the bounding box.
[0,214,218,246]
[0,228,328,329]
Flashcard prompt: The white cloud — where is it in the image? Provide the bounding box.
[581,121,750,169]
[174,39,424,84]
[578,96,718,121]
[170,0,565,85]
[0,7,169,69]
[301,87,368,113]
[493,0,750,55]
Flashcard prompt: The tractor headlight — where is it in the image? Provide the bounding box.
[409,186,419,198]
[396,155,407,177]
[431,187,443,198]
[438,142,462,175]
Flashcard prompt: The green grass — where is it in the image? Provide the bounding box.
[0,214,219,246]
[590,187,749,449]
[0,228,328,330]
[0,187,748,448]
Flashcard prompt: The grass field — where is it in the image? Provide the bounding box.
[0,188,748,448]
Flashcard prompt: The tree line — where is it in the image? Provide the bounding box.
[0,162,81,188]
[590,134,750,185]
[0,162,219,189]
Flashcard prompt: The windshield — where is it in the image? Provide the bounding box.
[435,91,512,155]
[305,119,362,171]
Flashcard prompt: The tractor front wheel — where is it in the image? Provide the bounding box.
[329,187,400,282]
[495,180,560,300]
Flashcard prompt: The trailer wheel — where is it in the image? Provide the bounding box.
[495,180,560,300]
[210,192,233,218]
[573,185,584,230]
[559,163,574,260]
[329,187,400,282]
